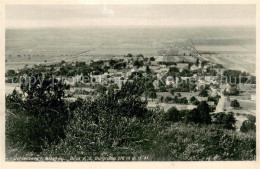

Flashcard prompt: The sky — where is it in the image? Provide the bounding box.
[5,4,256,28]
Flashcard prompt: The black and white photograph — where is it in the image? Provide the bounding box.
[1,1,259,166]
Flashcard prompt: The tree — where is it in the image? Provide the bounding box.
[246,114,256,123]
[133,60,144,68]
[160,96,164,102]
[150,57,155,61]
[184,108,201,124]
[6,74,70,152]
[169,67,179,73]
[195,59,200,67]
[197,101,212,124]
[126,53,133,57]
[165,96,173,103]
[170,89,175,95]
[224,86,240,96]
[159,86,167,92]
[137,54,144,59]
[146,66,151,74]
[213,112,236,130]
[199,89,208,97]
[180,69,192,77]
[240,120,256,133]
[190,96,196,102]
[179,97,188,104]
[6,69,16,77]
[230,99,240,108]
[96,84,107,95]
[149,90,157,101]
[165,107,182,122]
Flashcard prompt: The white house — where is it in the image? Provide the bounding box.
[166,76,174,86]
[138,66,146,72]
[176,63,189,72]
[207,101,215,106]
[180,77,190,81]
[190,64,199,71]
[251,95,256,101]
[153,80,159,89]
[108,69,117,74]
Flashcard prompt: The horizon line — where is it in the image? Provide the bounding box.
[5,24,256,30]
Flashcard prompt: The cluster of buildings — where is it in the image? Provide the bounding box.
[61,54,226,92]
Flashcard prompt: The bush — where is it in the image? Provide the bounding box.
[240,120,256,133]
[165,107,182,122]
[246,114,256,123]
[196,101,212,124]
[230,99,240,108]
[165,96,173,103]
[6,75,70,152]
[41,81,154,159]
[190,96,196,102]
[213,112,236,130]
[199,89,208,97]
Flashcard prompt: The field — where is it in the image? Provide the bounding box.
[200,54,255,74]
[6,27,256,74]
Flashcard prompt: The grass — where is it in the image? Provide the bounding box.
[6,122,256,161]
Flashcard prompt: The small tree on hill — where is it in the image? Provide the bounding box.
[231,99,240,108]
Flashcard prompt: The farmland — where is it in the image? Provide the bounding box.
[6,26,255,73]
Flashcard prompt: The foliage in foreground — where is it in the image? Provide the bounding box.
[6,122,256,161]
[5,79,256,161]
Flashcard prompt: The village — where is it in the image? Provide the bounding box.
[5,45,256,131]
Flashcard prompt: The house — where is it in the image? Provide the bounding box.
[130,67,138,72]
[251,95,256,101]
[160,68,169,73]
[180,77,190,81]
[176,63,189,72]
[108,69,117,74]
[207,101,215,106]
[150,61,158,66]
[190,64,199,71]
[147,102,159,110]
[138,66,146,72]
[160,65,167,68]
[203,65,212,72]
[166,76,174,86]
[150,65,160,71]
[154,69,162,74]
[103,60,110,66]
[196,96,208,102]
[126,71,132,77]
[211,90,218,97]
[153,80,159,89]
[187,105,197,110]
[204,76,217,83]
[220,84,232,92]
